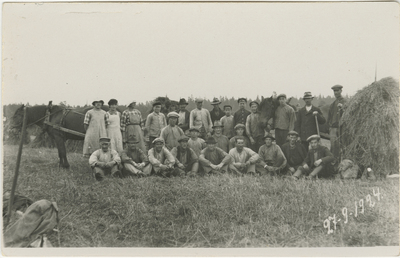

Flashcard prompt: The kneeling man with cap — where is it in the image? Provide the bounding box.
[294,134,335,179]
[199,137,232,175]
[148,138,178,177]
[171,135,199,177]
[120,135,151,177]
[89,137,121,181]
[256,133,287,175]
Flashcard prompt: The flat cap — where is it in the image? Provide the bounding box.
[195,98,203,103]
[152,101,162,107]
[99,137,111,143]
[178,135,190,142]
[331,85,343,90]
[263,133,275,140]
[277,94,287,100]
[249,101,259,107]
[287,130,299,136]
[212,121,224,128]
[167,111,179,118]
[237,98,247,103]
[234,123,246,130]
[152,138,165,144]
[307,134,321,142]
[189,127,200,132]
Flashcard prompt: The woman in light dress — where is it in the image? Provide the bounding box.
[83,100,108,157]
[106,99,123,153]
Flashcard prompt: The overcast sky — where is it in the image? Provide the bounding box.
[2,2,399,106]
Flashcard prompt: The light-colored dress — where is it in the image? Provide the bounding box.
[106,111,123,153]
[121,109,146,153]
[83,109,108,157]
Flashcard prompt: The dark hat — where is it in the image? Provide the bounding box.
[249,101,259,107]
[234,123,246,130]
[127,135,139,144]
[303,92,314,99]
[152,101,162,107]
[263,133,275,140]
[206,137,217,144]
[331,85,343,90]
[212,121,224,128]
[307,134,321,142]
[108,99,118,106]
[167,111,179,118]
[92,100,104,106]
[99,137,111,143]
[211,97,221,105]
[237,98,247,103]
[189,127,200,132]
[277,94,287,100]
[178,98,188,105]
[223,105,232,110]
[178,135,190,142]
[152,138,164,144]
[288,130,299,136]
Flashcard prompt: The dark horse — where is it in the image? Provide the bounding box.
[258,95,297,130]
[9,104,125,168]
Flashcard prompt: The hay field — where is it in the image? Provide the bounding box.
[2,144,398,247]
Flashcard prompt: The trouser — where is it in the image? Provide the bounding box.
[149,164,182,177]
[229,163,256,176]
[93,165,120,181]
[250,136,264,153]
[123,163,152,177]
[329,128,340,161]
[200,163,228,175]
[292,164,332,178]
[275,128,289,147]
[174,161,199,175]
[255,163,282,176]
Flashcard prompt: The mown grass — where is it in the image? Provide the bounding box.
[2,145,398,247]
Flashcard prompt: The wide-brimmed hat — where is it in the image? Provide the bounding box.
[303,92,314,99]
[178,135,190,142]
[263,133,275,140]
[167,111,179,118]
[237,98,247,103]
[99,137,111,143]
[331,85,343,90]
[288,130,299,136]
[108,99,118,106]
[212,121,224,129]
[206,137,217,144]
[249,101,259,107]
[307,134,321,142]
[234,123,246,130]
[92,100,104,106]
[178,98,189,105]
[126,135,139,144]
[152,101,162,107]
[128,100,137,107]
[152,138,164,144]
[189,127,200,132]
[277,94,287,100]
[211,97,221,105]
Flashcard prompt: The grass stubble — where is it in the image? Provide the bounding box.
[2,145,398,248]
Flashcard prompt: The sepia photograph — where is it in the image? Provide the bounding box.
[1,1,399,255]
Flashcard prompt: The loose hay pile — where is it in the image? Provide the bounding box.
[341,77,399,177]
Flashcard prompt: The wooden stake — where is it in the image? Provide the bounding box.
[6,106,28,226]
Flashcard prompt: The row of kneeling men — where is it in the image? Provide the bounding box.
[89,131,334,181]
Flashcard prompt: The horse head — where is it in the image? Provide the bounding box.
[259,96,277,128]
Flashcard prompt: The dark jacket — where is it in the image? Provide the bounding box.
[281,142,307,167]
[295,105,326,141]
[303,145,334,168]
[178,109,191,132]
[210,107,225,124]
[233,109,251,127]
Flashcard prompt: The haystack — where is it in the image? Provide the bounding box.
[341,77,399,177]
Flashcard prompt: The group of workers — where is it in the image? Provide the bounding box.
[85,85,346,181]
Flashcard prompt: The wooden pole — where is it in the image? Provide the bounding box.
[6,106,28,226]
[314,115,320,136]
